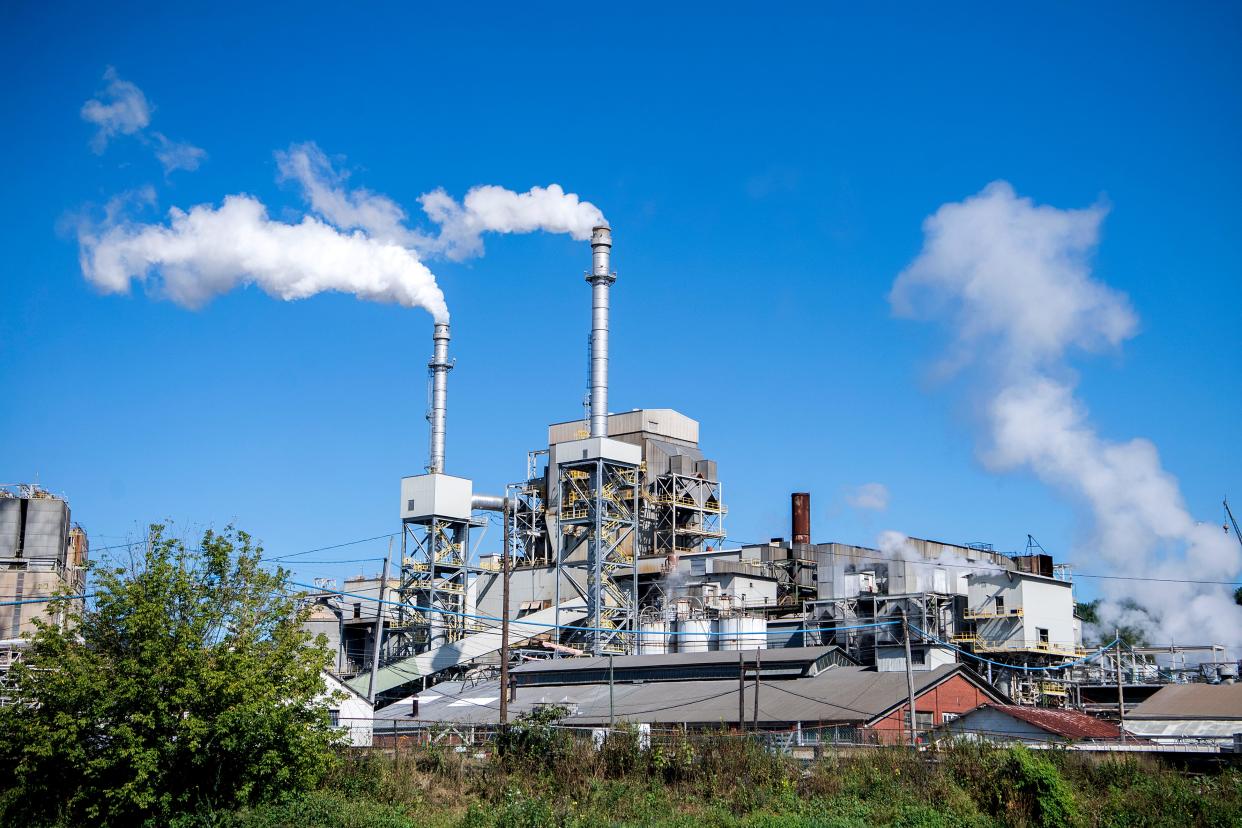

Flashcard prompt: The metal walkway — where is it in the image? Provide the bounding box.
[348,599,587,697]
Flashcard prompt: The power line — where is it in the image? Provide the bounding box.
[266,532,399,562]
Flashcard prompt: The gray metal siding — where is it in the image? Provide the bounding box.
[0,499,21,558]
[23,499,68,561]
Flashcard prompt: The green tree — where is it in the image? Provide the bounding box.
[1234,586,1242,607]
[1074,599,1150,647]
[0,525,339,827]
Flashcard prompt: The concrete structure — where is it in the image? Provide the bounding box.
[937,703,1123,746]
[1125,683,1242,747]
[304,574,401,677]
[0,485,88,679]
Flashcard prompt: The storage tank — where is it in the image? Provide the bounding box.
[677,616,714,653]
[639,619,672,655]
[719,615,768,650]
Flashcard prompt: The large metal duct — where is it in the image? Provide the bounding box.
[470,494,506,512]
[587,225,615,438]
[427,322,452,474]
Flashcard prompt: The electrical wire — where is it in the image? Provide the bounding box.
[266,533,400,562]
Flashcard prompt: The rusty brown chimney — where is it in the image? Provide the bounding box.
[791,492,811,545]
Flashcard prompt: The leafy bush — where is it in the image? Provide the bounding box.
[0,525,339,827]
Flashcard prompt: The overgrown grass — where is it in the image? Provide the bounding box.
[14,721,1239,827]
[214,729,1242,828]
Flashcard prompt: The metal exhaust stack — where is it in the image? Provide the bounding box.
[587,224,614,438]
[427,322,452,473]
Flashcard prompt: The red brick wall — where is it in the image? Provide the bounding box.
[867,674,991,744]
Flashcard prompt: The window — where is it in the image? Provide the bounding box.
[942,712,959,723]
[911,647,927,666]
[915,712,933,729]
[328,709,340,728]
[994,596,1005,614]
[353,603,362,619]
[1038,627,1050,645]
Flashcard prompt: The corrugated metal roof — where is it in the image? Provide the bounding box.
[404,664,1001,727]
[512,646,840,675]
[1128,684,1242,720]
[976,705,1121,740]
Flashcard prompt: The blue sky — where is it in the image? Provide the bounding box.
[1,3,1238,608]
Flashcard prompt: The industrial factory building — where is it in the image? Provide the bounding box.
[0,485,88,680]
[380,647,1007,744]
[289,221,1235,735]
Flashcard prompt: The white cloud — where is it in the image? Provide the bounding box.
[80,67,205,174]
[78,194,448,323]
[893,181,1241,648]
[153,133,206,174]
[847,483,890,512]
[80,67,150,153]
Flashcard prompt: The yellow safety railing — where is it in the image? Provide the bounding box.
[964,608,1024,620]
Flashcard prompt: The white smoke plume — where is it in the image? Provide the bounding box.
[78,194,449,322]
[277,142,605,261]
[847,482,890,512]
[891,181,1241,648]
[77,140,604,338]
[275,143,423,247]
[419,183,604,261]
[875,531,1003,593]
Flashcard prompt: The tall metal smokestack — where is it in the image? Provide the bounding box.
[587,225,614,438]
[427,322,452,474]
[792,492,811,545]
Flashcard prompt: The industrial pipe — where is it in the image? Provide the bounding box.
[427,322,452,474]
[471,494,506,512]
[587,225,615,438]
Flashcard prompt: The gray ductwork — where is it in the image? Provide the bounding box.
[587,225,614,438]
[470,494,506,512]
[427,322,452,474]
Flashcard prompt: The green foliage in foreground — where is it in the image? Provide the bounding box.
[0,525,339,827]
[221,733,1240,828]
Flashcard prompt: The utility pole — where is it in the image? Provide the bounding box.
[499,497,513,725]
[738,649,746,732]
[608,653,615,730]
[367,539,393,706]
[752,647,762,732]
[1115,630,1126,740]
[901,609,917,748]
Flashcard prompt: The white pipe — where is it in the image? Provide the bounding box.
[587,225,614,438]
[427,322,451,473]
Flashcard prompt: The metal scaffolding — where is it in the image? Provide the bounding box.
[390,515,477,656]
[648,472,726,557]
[554,456,640,655]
